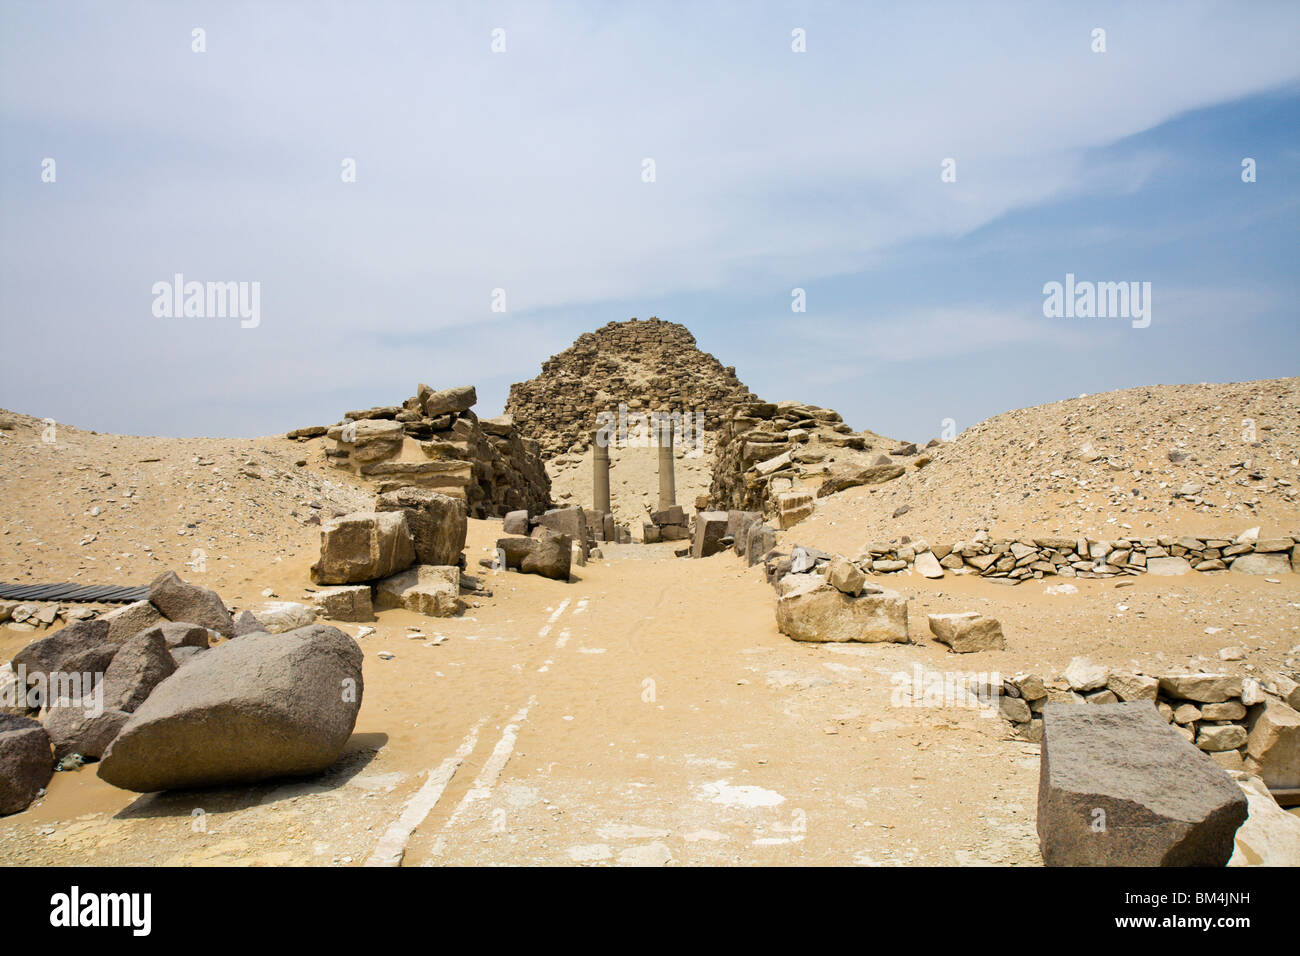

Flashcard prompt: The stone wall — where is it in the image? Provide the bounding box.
[505,317,757,459]
[997,662,1299,789]
[838,529,1299,583]
[315,384,551,519]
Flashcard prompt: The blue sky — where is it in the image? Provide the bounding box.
[1,1,1297,441]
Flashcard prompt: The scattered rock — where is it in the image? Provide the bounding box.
[776,577,908,643]
[927,612,1005,653]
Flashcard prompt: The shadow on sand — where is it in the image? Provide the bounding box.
[111,732,388,820]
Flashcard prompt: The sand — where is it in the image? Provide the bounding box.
[0,380,1296,866]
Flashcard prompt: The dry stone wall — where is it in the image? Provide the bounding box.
[998,660,1299,789]
[836,528,1299,583]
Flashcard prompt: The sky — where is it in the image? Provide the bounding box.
[1,1,1297,442]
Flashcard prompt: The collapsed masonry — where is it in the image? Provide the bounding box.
[708,400,919,520]
[300,383,551,519]
[506,317,757,459]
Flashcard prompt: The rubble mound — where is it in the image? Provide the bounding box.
[787,377,1300,554]
[708,399,904,515]
[319,383,550,519]
[505,317,757,459]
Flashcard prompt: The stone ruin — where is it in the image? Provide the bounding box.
[505,317,756,459]
[707,399,921,523]
[298,382,551,519]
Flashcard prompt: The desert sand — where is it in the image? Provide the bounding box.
[1,372,1296,866]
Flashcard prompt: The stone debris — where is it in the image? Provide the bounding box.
[709,399,905,516]
[312,586,374,623]
[1228,772,1300,866]
[310,511,415,585]
[375,565,464,618]
[927,612,1006,653]
[691,511,730,558]
[1037,702,1248,866]
[775,573,909,644]
[375,488,467,567]
[1245,698,1300,789]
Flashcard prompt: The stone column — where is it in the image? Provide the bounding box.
[657,415,676,511]
[592,428,611,515]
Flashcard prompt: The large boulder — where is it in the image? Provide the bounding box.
[494,536,536,570]
[312,586,374,623]
[1228,772,1300,866]
[100,630,176,712]
[1245,697,1300,789]
[927,612,1005,653]
[692,511,730,559]
[1158,674,1242,703]
[375,566,463,618]
[331,418,404,463]
[254,602,317,634]
[97,624,364,792]
[10,619,116,707]
[536,507,590,560]
[419,384,477,418]
[139,621,210,650]
[43,700,131,761]
[310,511,415,585]
[99,601,164,646]
[1038,702,1248,866]
[520,528,572,581]
[375,488,467,567]
[502,510,529,536]
[0,715,52,814]
[148,571,235,637]
[776,577,909,643]
[1230,552,1291,576]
